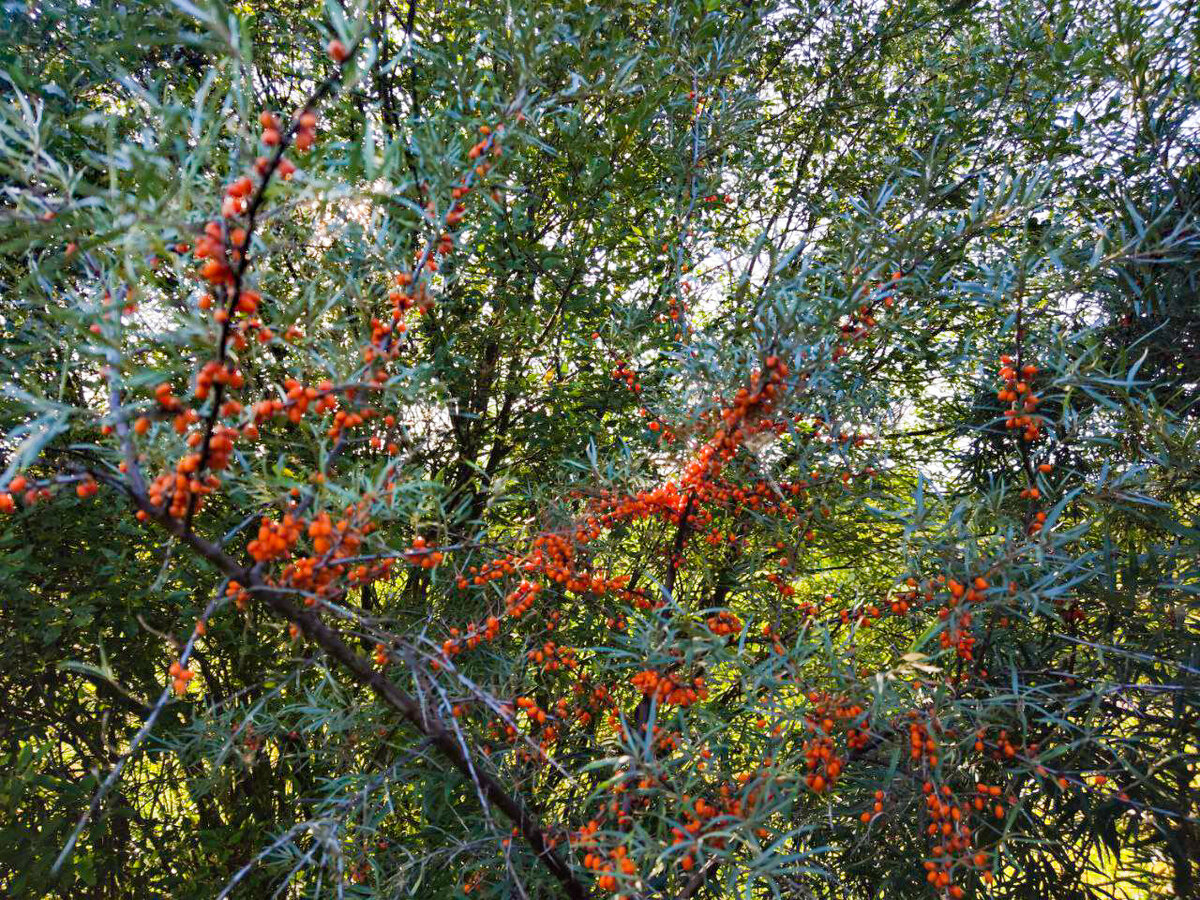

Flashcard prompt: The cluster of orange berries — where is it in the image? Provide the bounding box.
[573,764,780,887]
[939,611,977,661]
[763,548,807,601]
[611,359,642,394]
[151,381,190,426]
[237,501,391,613]
[704,355,789,473]
[388,270,434,327]
[499,700,568,758]
[194,219,236,287]
[530,531,584,580]
[194,360,245,402]
[403,535,444,568]
[0,475,47,513]
[514,695,551,725]
[466,123,503,163]
[307,512,338,555]
[327,404,376,440]
[247,514,303,562]
[706,610,742,636]
[457,552,519,589]
[891,577,926,614]
[934,576,991,662]
[606,611,628,632]
[703,525,740,547]
[724,478,806,516]
[268,107,320,156]
[829,271,899,362]
[441,523,642,668]
[976,726,1038,766]
[671,793,729,873]
[139,405,200,437]
[373,127,506,362]
[497,579,535,618]
[225,580,251,611]
[197,422,241,473]
[860,788,888,823]
[520,708,569,757]
[831,601,883,630]
[283,379,339,422]
[485,710,520,748]
[525,532,637,599]
[874,270,902,308]
[918,780,995,896]
[663,283,690,340]
[215,288,264,325]
[144,450,223,520]
[731,765,781,821]
[1021,459,1056,532]
[590,481,696,539]
[795,597,824,621]
[168,660,195,695]
[586,477,805,595]
[438,616,501,661]
[652,725,682,754]
[465,123,503,177]
[526,640,578,672]
[571,681,613,728]
[842,302,880,336]
[577,826,638,895]
[971,782,1009,823]
[265,502,377,607]
[640,407,675,442]
[345,555,389,589]
[802,691,866,792]
[997,354,1043,442]
[0,473,92,507]
[909,716,942,768]
[184,92,327,440]
[412,126,502,279]
[630,669,707,707]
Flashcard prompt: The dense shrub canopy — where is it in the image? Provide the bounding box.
[0,0,1197,898]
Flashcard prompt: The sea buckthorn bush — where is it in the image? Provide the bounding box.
[0,0,1197,898]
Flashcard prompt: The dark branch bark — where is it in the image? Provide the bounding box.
[109,476,587,899]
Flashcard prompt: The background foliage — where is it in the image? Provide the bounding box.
[0,0,1197,897]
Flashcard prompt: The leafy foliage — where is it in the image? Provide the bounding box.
[0,0,1197,898]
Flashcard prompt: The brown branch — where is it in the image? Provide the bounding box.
[186,46,361,529]
[110,476,587,899]
[677,856,719,898]
[248,586,586,898]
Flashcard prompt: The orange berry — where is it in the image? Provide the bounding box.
[327,39,348,63]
